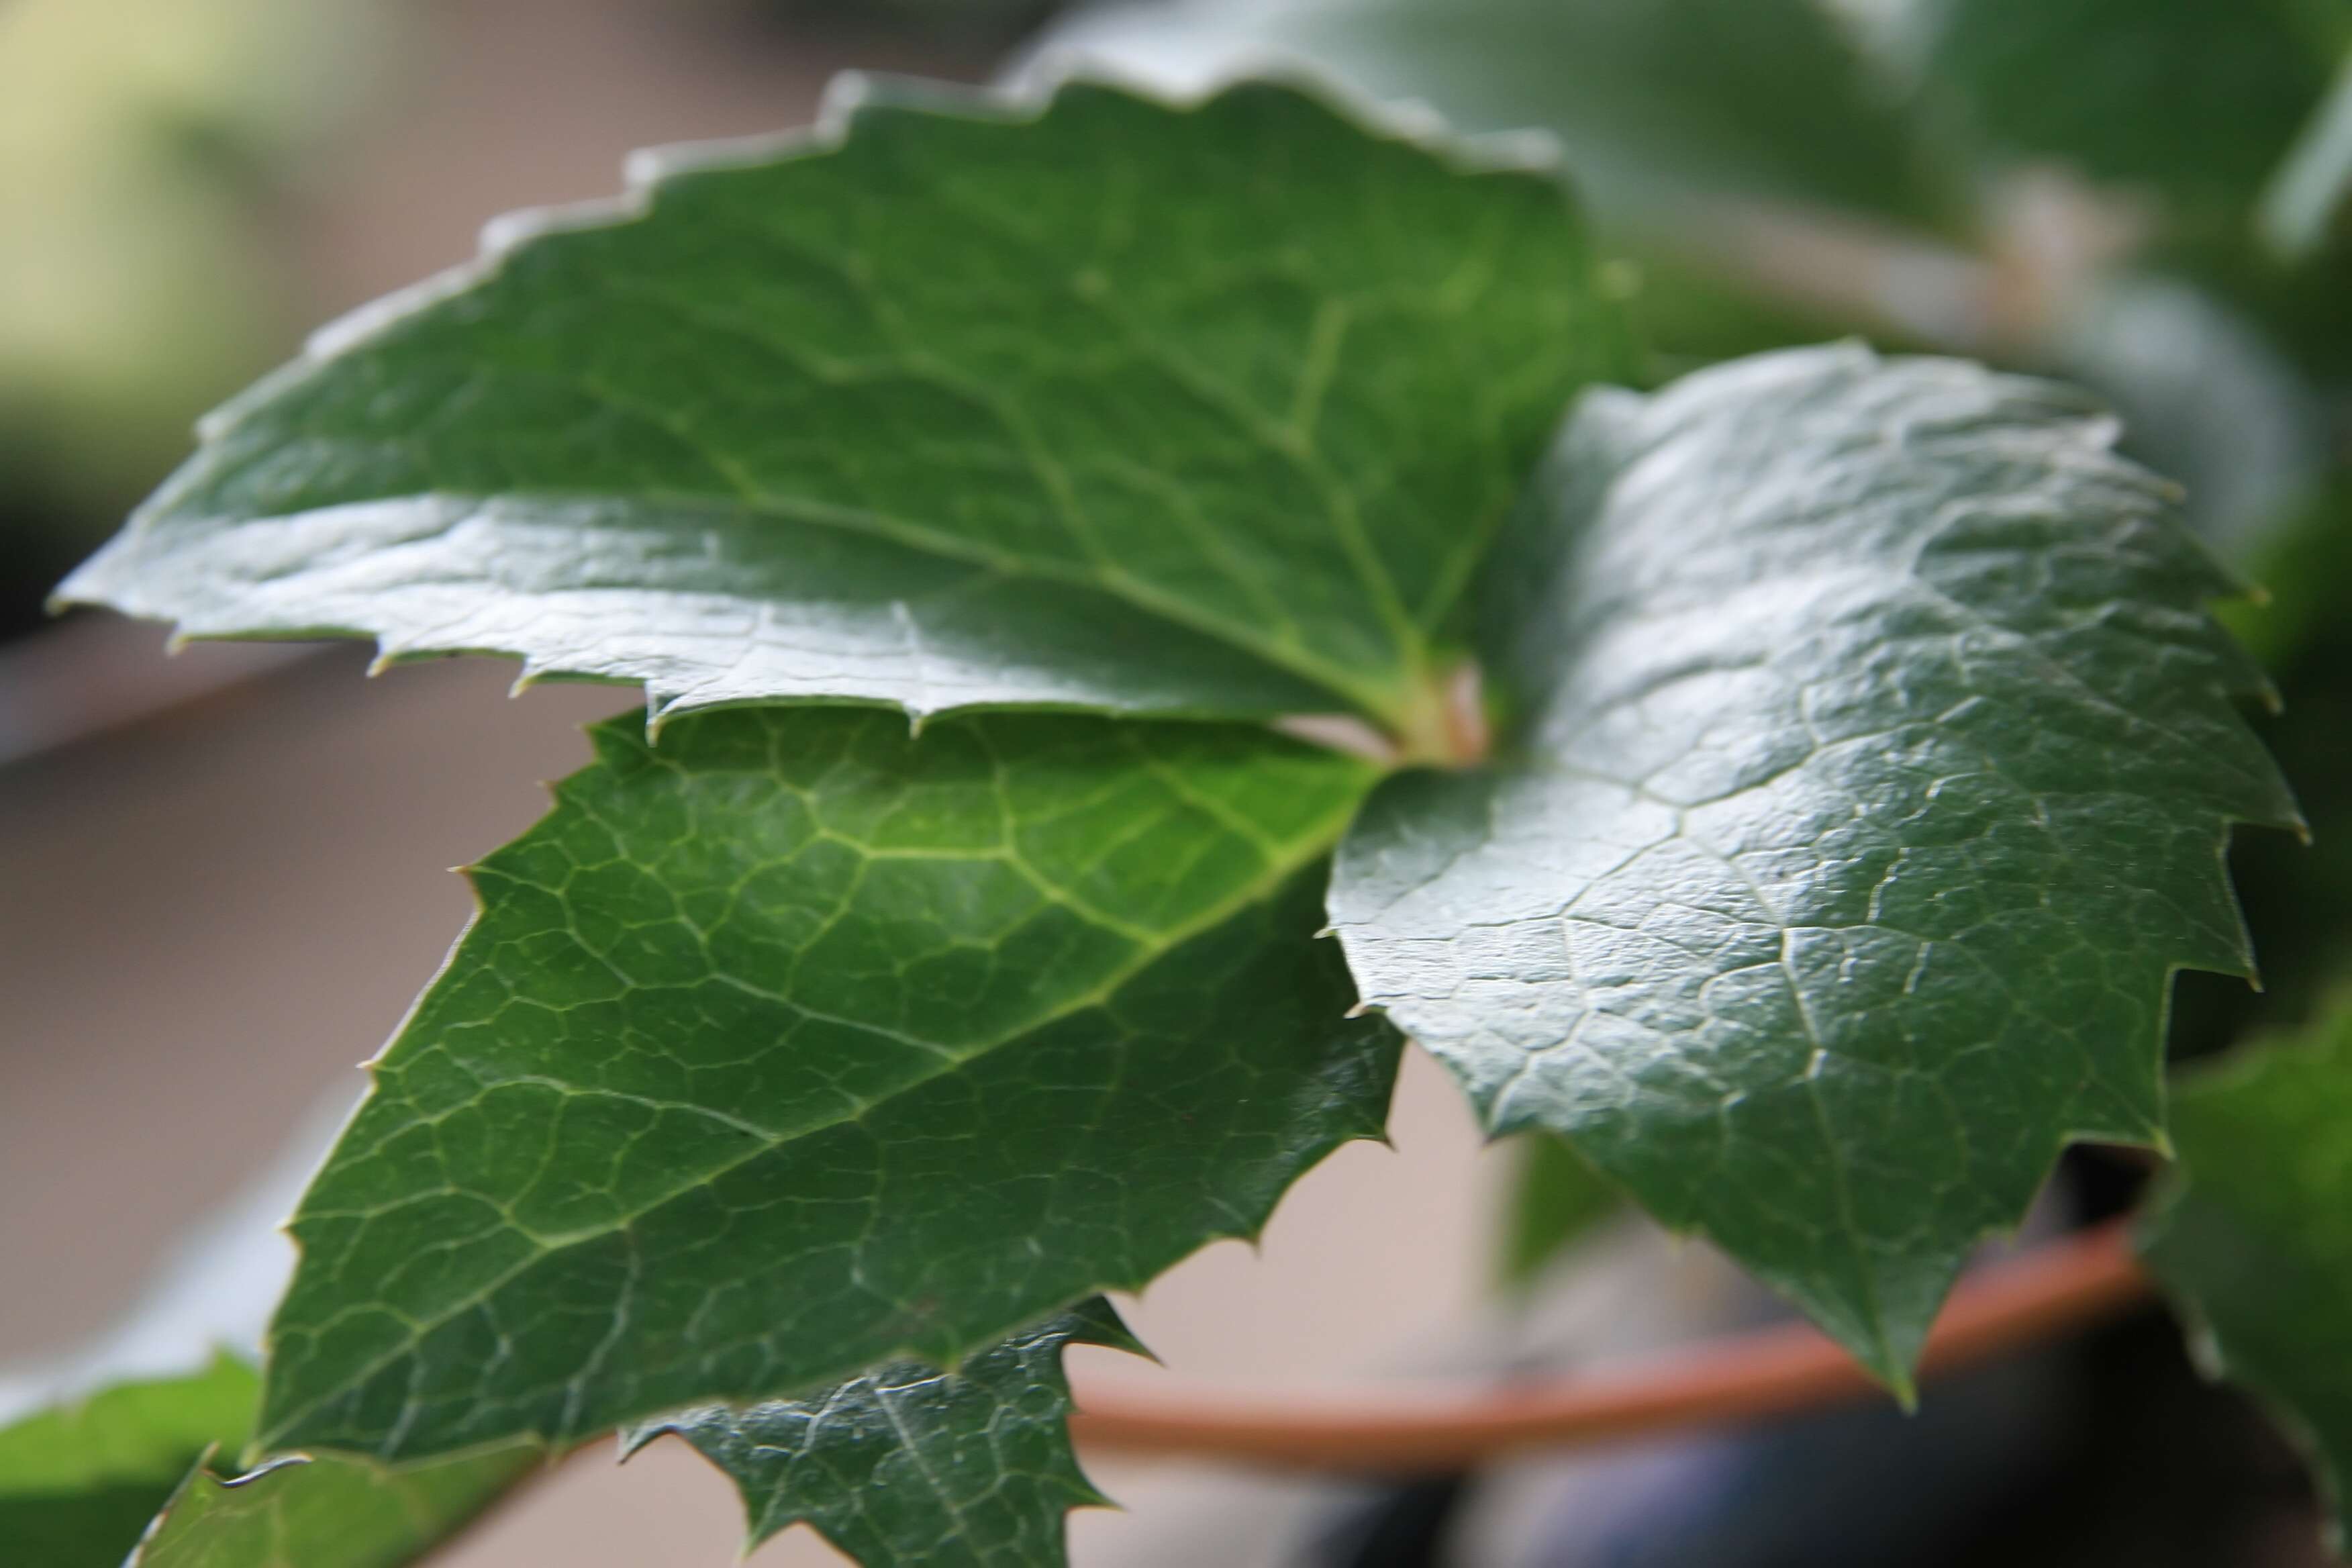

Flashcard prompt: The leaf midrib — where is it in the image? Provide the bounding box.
[161,460,1426,735]
[158,167,1518,738]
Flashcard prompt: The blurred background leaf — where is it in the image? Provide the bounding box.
[1915,0,2347,233]
[2262,58,2352,259]
[0,0,388,635]
[0,1356,255,1568]
[1040,0,1964,228]
[1497,1134,1622,1291]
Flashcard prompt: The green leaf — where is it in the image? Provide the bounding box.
[131,1441,536,1568]
[0,1356,532,1568]
[1497,1133,1621,1289]
[1036,0,1960,226]
[0,1101,542,1568]
[2170,493,2352,1064]
[626,1300,1138,1566]
[0,1355,255,1568]
[1922,0,2342,223]
[2142,1007,2352,1552]
[2262,55,2352,259]
[260,706,1398,1462]
[56,75,1621,751]
[2043,274,2329,561]
[1330,344,2298,1389]
[2217,485,2352,674]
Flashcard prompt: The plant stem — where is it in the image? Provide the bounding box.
[1068,1218,2147,1471]
[1387,656,1491,769]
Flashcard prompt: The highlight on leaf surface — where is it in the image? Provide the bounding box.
[26,26,2332,1563]
[2143,1006,2352,1551]
[626,1300,1139,1567]
[1330,343,2300,1392]
[257,705,1399,1462]
[55,70,1624,756]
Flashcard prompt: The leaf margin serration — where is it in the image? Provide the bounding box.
[251,705,1401,1465]
[52,60,1612,744]
[1330,342,2304,1395]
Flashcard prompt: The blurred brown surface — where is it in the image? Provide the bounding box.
[283,0,979,323]
[0,645,624,1358]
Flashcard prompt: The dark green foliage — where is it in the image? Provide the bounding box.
[57,78,1621,752]
[1332,345,2297,1388]
[2144,1008,2352,1547]
[1203,0,1955,222]
[627,1302,1138,1565]
[1924,0,2341,222]
[259,707,1397,1459]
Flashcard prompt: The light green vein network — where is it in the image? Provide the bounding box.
[58,75,1623,750]
[258,707,1398,1460]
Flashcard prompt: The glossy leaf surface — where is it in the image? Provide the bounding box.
[261,707,1398,1461]
[58,77,1619,747]
[627,1300,1136,1566]
[2143,1008,2352,1549]
[1332,345,2298,1387]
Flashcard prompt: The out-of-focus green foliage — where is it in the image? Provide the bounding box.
[1334,345,2296,1389]
[0,1356,255,1568]
[2041,273,2331,557]
[1498,1134,1620,1289]
[1920,0,2345,229]
[1039,0,1965,227]
[2174,493,2352,1069]
[2145,1006,2352,1549]
[0,0,384,520]
[627,1302,1138,1565]
[2262,58,2352,258]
